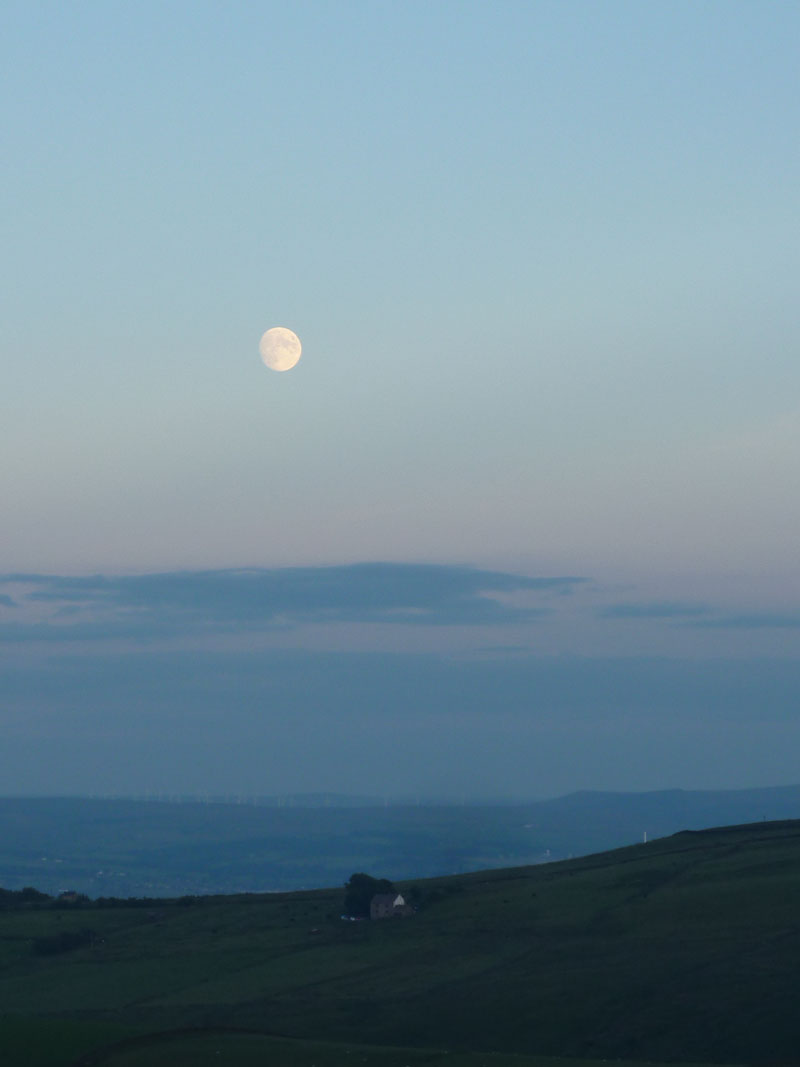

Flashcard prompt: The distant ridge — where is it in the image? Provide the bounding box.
[0,792,386,808]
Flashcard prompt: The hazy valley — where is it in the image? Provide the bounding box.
[3,785,800,899]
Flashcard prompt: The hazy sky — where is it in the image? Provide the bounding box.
[2,2,799,798]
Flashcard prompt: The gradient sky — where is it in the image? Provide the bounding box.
[2,2,799,798]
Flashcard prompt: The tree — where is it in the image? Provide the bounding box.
[343,872,394,917]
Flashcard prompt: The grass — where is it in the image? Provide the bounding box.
[6,820,800,1065]
[70,1029,730,1067]
[0,1018,136,1067]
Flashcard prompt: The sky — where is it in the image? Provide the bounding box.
[2,1,799,799]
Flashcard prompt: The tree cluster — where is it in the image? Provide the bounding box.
[0,886,51,909]
[343,872,394,917]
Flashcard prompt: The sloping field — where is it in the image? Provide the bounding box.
[74,1030,727,1067]
[4,820,800,1065]
[0,1020,732,1067]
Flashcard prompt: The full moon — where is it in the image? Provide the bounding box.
[259,326,302,372]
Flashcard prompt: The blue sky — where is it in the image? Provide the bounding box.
[2,2,799,797]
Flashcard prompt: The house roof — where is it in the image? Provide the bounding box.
[371,893,405,907]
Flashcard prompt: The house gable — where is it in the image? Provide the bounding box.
[370,892,414,919]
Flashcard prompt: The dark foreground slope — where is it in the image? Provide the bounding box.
[3,820,800,1065]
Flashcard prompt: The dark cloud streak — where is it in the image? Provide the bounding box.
[0,564,585,644]
[685,613,800,630]
[598,602,710,620]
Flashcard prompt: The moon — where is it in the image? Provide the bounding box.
[259,326,302,372]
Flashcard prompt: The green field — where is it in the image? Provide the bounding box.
[5,820,799,1065]
[0,1022,728,1067]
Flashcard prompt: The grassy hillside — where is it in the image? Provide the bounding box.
[0,1019,721,1067]
[5,820,800,1065]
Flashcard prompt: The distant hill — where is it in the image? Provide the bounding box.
[2,819,799,1065]
[2,785,800,897]
[533,783,800,850]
